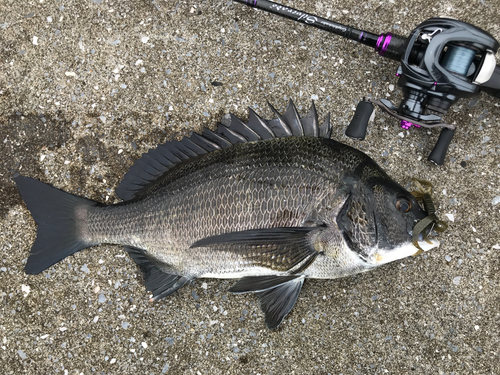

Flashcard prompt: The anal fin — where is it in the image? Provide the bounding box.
[229,275,305,329]
[125,246,190,301]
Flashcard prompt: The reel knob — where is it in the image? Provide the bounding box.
[428,128,455,165]
[345,100,374,140]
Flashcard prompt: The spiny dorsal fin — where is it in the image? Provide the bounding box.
[115,100,332,201]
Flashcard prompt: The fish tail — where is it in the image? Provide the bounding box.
[14,175,98,274]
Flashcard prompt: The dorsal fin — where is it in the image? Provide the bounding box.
[115,100,332,201]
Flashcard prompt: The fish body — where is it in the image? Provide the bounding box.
[14,100,441,329]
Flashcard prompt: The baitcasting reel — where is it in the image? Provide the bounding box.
[346,18,499,164]
[234,0,500,164]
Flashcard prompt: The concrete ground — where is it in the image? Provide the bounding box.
[1,0,499,373]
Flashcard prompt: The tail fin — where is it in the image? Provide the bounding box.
[14,175,98,274]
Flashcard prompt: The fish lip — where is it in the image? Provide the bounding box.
[368,239,440,265]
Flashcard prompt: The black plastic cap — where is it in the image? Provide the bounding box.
[428,128,456,165]
[345,101,374,140]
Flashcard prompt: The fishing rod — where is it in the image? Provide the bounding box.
[233,0,500,164]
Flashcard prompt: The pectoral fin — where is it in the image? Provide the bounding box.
[230,275,305,329]
[190,227,323,273]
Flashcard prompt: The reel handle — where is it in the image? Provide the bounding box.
[345,100,374,140]
[481,65,500,98]
[428,128,456,165]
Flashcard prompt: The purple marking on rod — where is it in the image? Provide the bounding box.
[359,31,364,40]
[375,34,384,52]
[375,33,392,56]
[396,73,401,76]
[381,33,392,56]
[434,82,437,85]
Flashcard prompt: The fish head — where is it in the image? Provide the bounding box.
[337,177,440,267]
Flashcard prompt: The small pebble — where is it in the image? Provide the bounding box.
[21,284,30,297]
[17,350,26,359]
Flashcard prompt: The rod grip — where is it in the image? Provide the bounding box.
[428,128,455,165]
[345,101,374,140]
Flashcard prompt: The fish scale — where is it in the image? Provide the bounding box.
[14,100,442,329]
[85,138,344,277]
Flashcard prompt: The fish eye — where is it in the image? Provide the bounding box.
[396,199,412,213]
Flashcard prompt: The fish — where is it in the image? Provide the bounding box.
[14,100,443,329]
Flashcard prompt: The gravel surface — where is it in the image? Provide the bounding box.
[1,0,499,374]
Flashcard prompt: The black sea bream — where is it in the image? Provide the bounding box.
[14,100,441,329]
